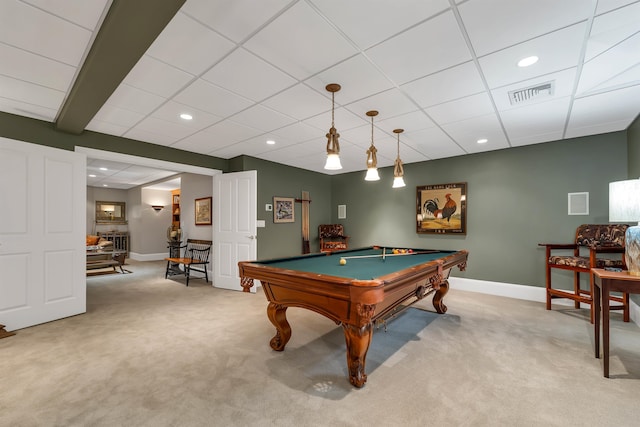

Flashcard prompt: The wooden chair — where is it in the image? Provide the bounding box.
[319,224,349,252]
[539,224,630,323]
[164,239,212,286]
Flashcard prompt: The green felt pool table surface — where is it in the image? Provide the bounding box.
[251,247,458,280]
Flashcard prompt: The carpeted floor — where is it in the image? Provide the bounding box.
[1,260,640,426]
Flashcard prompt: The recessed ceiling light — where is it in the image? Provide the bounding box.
[477,138,488,144]
[180,113,193,120]
[102,184,108,187]
[266,140,276,145]
[88,174,96,178]
[517,56,538,67]
[99,167,108,171]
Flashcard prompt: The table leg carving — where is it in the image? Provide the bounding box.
[267,303,291,351]
[241,277,254,292]
[342,322,374,388]
[432,279,449,314]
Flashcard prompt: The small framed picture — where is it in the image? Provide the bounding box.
[416,182,467,234]
[195,197,212,226]
[173,194,180,204]
[273,197,294,223]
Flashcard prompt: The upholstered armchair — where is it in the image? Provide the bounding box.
[319,224,349,252]
[539,224,630,323]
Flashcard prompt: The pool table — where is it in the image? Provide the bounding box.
[238,246,468,388]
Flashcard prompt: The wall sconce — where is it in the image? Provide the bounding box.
[324,83,342,170]
[151,205,164,212]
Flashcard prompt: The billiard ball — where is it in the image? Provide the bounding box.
[339,258,346,265]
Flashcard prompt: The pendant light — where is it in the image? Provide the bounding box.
[324,84,342,170]
[364,110,380,181]
[392,128,406,188]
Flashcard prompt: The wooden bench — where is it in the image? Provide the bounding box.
[86,252,126,274]
[164,239,212,286]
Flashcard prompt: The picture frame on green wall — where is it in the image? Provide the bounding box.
[416,182,467,234]
[273,197,294,223]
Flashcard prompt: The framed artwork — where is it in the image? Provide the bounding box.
[273,197,295,223]
[416,182,467,234]
[173,194,180,204]
[195,197,212,225]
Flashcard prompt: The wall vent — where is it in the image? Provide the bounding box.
[508,81,555,105]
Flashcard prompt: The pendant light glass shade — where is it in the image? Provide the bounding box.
[364,110,380,181]
[392,128,406,188]
[324,84,342,170]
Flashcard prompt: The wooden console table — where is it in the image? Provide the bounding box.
[592,268,640,377]
[98,231,129,256]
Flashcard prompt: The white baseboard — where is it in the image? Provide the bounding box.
[129,252,167,262]
[448,277,640,327]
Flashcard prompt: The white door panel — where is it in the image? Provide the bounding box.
[214,171,257,292]
[0,137,86,331]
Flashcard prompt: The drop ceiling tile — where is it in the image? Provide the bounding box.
[85,120,130,137]
[90,104,145,128]
[441,113,510,153]
[173,79,254,118]
[306,54,394,105]
[402,127,466,159]
[146,12,235,76]
[262,84,330,121]
[243,1,358,80]
[150,100,222,130]
[577,33,640,94]
[478,23,587,89]
[587,2,640,60]
[173,120,263,153]
[345,88,419,119]
[0,97,57,121]
[426,92,495,125]
[490,68,577,111]
[589,64,640,93]
[271,122,324,143]
[202,48,297,102]
[366,11,471,84]
[22,0,109,29]
[499,97,571,146]
[310,0,450,49]
[181,0,291,43]
[303,106,368,133]
[458,0,590,57]
[102,84,167,115]
[402,61,485,108]
[377,110,436,133]
[130,116,197,143]
[230,104,296,133]
[0,43,75,91]
[123,55,194,98]
[566,84,640,138]
[0,75,64,110]
[595,0,639,14]
[0,0,92,65]
[124,126,183,147]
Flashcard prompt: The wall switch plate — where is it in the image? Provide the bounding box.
[256,220,265,228]
[265,204,273,211]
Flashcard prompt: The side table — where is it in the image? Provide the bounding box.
[592,268,640,377]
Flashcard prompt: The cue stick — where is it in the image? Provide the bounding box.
[341,250,438,260]
[383,247,386,261]
[300,191,310,254]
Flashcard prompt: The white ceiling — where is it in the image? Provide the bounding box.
[1,0,639,189]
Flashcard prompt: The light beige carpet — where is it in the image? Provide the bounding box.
[2,260,640,426]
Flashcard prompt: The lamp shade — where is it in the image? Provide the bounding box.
[324,153,342,170]
[609,179,640,222]
[609,178,640,276]
[365,167,380,181]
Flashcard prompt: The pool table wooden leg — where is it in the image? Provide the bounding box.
[432,279,449,314]
[267,302,291,351]
[342,322,374,388]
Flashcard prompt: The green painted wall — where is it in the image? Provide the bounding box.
[230,156,332,258]
[331,132,628,288]
[628,114,640,178]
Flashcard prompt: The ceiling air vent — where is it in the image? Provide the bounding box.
[508,81,554,105]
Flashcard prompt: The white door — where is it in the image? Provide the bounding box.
[213,170,257,292]
[0,137,86,331]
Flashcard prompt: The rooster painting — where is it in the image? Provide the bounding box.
[423,193,457,224]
